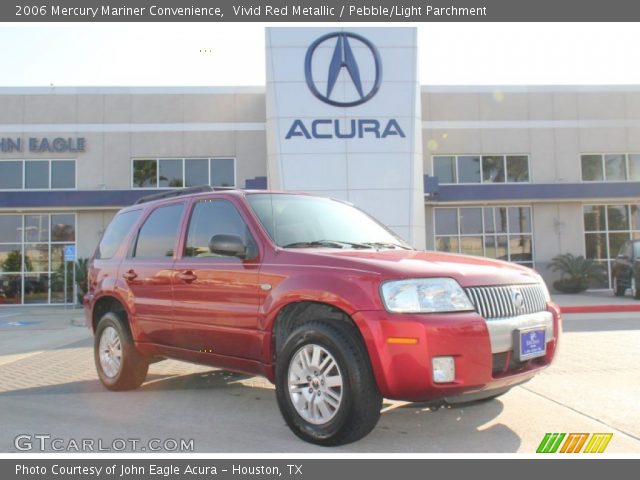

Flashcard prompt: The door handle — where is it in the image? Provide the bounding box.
[122,270,138,281]
[178,271,198,283]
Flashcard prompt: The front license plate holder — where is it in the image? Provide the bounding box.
[514,326,546,361]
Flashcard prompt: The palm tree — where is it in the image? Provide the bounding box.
[133,160,157,187]
[548,253,605,293]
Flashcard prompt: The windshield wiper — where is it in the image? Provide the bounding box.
[282,240,373,249]
[361,242,414,250]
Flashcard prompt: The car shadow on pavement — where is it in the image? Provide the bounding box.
[338,398,521,452]
[0,366,522,452]
[0,369,262,397]
[52,337,93,350]
[140,369,259,391]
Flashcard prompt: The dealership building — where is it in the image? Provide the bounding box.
[1,27,639,305]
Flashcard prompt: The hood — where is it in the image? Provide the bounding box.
[283,248,541,288]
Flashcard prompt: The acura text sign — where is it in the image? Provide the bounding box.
[266,27,426,248]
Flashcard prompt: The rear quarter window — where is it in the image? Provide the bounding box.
[97,210,142,259]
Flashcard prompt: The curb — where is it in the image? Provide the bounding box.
[560,304,640,314]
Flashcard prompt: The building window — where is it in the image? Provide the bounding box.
[0,160,76,190]
[581,154,640,181]
[583,204,640,288]
[434,206,534,267]
[0,213,76,305]
[132,158,236,189]
[433,155,529,184]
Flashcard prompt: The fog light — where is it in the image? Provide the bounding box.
[432,356,455,383]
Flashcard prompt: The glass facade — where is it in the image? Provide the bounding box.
[433,155,530,184]
[434,206,534,267]
[132,158,236,189]
[0,160,76,190]
[583,203,640,288]
[0,213,76,305]
[581,154,640,182]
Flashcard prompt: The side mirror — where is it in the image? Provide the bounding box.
[209,234,246,258]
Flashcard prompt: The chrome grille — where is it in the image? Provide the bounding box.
[465,284,547,319]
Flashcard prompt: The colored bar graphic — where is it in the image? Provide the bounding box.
[537,433,613,453]
[560,433,588,453]
[536,433,551,453]
[549,433,565,453]
[573,433,590,453]
[584,433,613,453]
[536,433,565,453]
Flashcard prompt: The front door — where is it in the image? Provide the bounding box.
[171,198,263,360]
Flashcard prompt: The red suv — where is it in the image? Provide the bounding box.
[84,187,561,445]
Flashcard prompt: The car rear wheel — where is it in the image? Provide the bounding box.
[613,276,626,297]
[94,312,149,391]
[275,320,382,446]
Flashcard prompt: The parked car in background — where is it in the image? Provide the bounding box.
[84,187,561,445]
[612,239,640,299]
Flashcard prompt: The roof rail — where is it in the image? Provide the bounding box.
[134,185,215,205]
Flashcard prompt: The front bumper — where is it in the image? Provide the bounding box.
[351,303,561,401]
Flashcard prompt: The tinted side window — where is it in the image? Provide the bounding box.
[133,204,185,258]
[184,200,256,259]
[98,210,142,259]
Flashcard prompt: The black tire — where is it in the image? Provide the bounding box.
[613,276,626,297]
[94,312,149,391]
[633,277,640,300]
[275,320,382,446]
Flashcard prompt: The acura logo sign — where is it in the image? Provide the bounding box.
[304,31,382,107]
[286,31,404,140]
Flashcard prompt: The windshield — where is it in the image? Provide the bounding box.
[246,194,412,250]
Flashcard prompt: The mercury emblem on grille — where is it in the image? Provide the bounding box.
[511,288,525,313]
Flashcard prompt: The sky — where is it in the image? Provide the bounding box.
[1,22,640,86]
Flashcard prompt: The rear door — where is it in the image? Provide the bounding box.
[123,202,186,346]
[171,198,263,360]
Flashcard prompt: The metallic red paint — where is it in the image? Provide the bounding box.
[85,190,560,402]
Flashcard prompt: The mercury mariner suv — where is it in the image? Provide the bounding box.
[84,187,561,445]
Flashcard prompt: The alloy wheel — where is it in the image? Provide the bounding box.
[287,344,343,425]
[99,326,122,378]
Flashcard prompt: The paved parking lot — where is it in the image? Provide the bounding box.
[0,305,639,453]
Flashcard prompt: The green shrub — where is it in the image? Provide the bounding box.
[75,258,89,304]
[548,253,605,293]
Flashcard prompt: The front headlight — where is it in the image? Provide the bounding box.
[380,278,475,313]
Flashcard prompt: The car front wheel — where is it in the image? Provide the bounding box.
[275,320,382,446]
